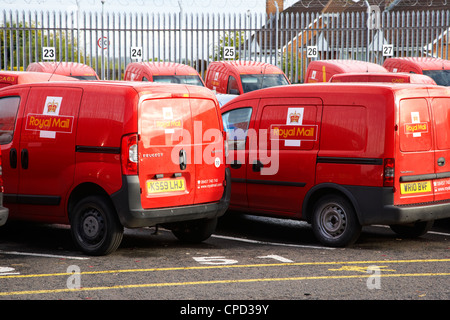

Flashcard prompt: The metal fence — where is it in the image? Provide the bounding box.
[1,8,449,83]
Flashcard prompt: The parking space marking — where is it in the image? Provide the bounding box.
[1,258,448,280]
[1,271,449,297]
[211,234,335,250]
[0,250,89,260]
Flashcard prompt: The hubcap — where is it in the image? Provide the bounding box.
[321,204,346,238]
[81,209,104,242]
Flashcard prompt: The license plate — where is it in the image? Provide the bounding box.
[400,181,432,195]
[147,178,186,194]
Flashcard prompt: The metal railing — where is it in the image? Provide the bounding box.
[1,9,449,82]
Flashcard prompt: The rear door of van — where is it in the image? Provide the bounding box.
[138,95,196,208]
[430,95,450,202]
[138,90,225,209]
[396,97,436,204]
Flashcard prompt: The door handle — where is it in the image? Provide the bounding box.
[179,149,187,170]
[438,157,446,167]
[10,148,17,169]
[252,160,264,172]
[21,149,29,170]
[230,160,242,169]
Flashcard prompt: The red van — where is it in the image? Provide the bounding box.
[26,62,100,80]
[0,81,230,255]
[383,57,450,86]
[221,83,450,247]
[0,71,76,89]
[330,72,437,85]
[305,60,388,83]
[124,62,205,86]
[204,60,290,95]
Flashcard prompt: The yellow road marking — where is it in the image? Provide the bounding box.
[1,272,449,297]
[1,258,449,279]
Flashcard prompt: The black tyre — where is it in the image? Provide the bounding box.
[311,195,361,247]
[70,195,123,256]
[171,218,218,243]
[389,220,434,238]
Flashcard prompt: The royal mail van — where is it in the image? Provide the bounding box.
[124,62,205,86]
[221,82,450,247]
[305,59,388,83]
[383,57,450,86]
[0,81,230,255]
[204,60,290,95]
[0,71,77,88]
[329,72,437,85]
[26,62,100,80]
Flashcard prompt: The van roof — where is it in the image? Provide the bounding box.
[210,60,285,75]
[8,80,218,100]
[383,57,450,70]
[308,59,388,73]
[0,70,78,86]
[126,62,201,76]
[26,62,99,79]
[223,82,445,106]
[330,72,437,85]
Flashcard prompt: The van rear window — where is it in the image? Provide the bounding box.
[0,96,20,144]
[399,98,432,152]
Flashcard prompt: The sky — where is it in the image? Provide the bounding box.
[0,0,298,15]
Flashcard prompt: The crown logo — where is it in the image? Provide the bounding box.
[47,101,58,113]
[289,111,300,123]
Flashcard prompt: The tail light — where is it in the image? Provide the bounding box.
[383,158,395,187]
[121,134,138,175]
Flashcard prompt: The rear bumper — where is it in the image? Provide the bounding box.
[111,168,231,228]
[344,185,450,225]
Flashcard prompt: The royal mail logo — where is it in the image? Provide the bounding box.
[155,119,183,129]
[26,114,74,133]
[289,111,301,124]
[270,124,317,141]
[47,100,59,113]
[404,122,428,135]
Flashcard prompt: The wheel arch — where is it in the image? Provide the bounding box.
[67,183,113,220]
[302,183,362,224]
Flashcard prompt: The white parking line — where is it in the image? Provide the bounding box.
[0,250,89,260]
[211,234,335,250]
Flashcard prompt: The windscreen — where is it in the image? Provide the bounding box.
[422,70,450,86]
[153,75,204,87]
[240,74,289,93]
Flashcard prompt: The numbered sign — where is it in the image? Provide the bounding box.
[223,46,235,60]
[307,46,318,58]
[131,47,143,61]
[382,44,394,57]
[42,47,56,61]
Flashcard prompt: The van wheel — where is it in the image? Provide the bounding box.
[171,218,218,243]
[70,195,124,256]
[312,195,361,247]
[389,220,434,238]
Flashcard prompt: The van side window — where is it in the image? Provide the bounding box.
[222,107,252,150]
[142,76,149,81]
[227,76,239,95]
[0,96,20,144]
